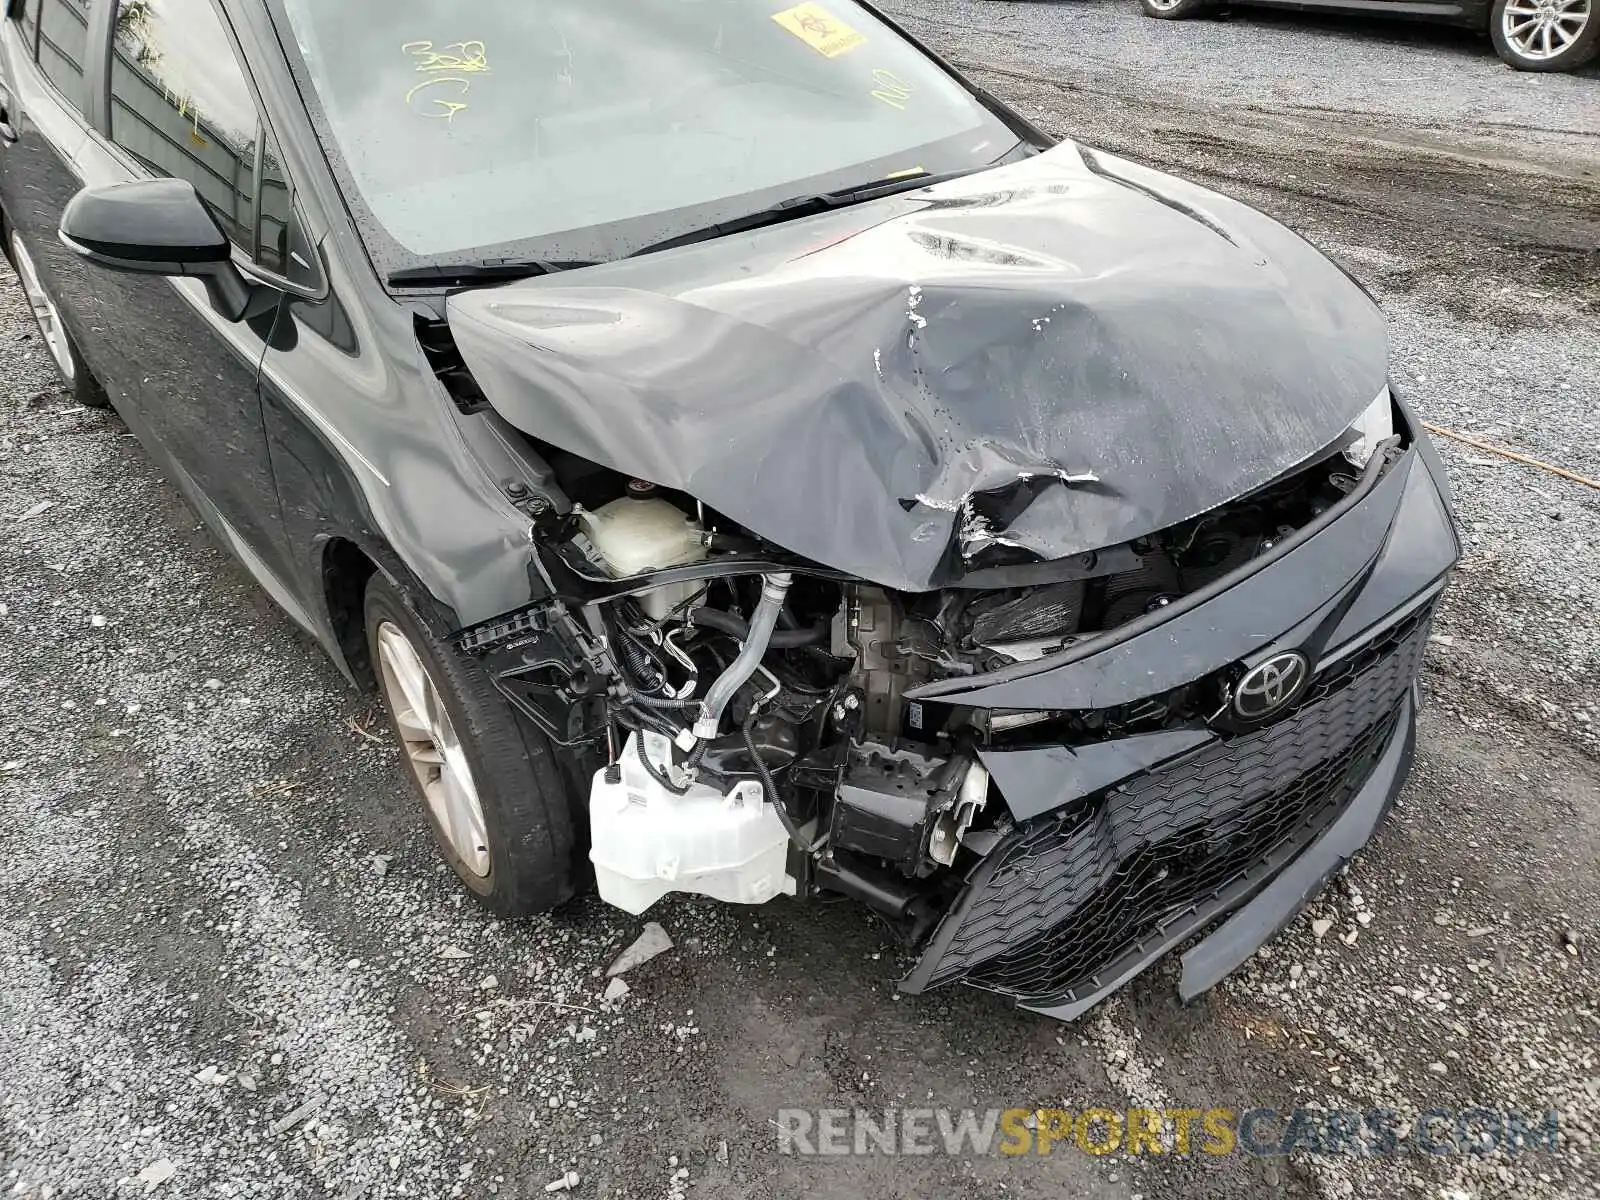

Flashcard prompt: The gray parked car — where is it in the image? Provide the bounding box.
[1140,0,1598,72]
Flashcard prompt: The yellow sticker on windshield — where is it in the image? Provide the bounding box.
[771,3,867,58]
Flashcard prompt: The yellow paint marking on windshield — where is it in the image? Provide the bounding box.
[402,40,489,122]
[402,40,491,76]
[771,3,867,58]
[405,75,472,121]
[870,68,913,110]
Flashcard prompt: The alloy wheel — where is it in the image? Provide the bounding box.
[1501,0,1591,60]
[9,233,76,383]
[376,620,492,878]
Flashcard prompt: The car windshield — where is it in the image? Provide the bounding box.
[273,0,1019,273]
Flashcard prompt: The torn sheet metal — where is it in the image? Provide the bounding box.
[447,141,1388,591]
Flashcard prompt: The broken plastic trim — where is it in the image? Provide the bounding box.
[907,436,1403,700]
[457,605,615,747]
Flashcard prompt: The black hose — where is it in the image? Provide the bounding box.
[614,708,681,745]
[629,693,698,710]
[636,734,690,796]
[743,710,812,853]
[688,607,827,649]
[685,607,744,638]
[617,633,666,691]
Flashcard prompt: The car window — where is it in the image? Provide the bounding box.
[275,0,1019,270]
[36,0,92,114]
[109,0,260,253]
[257,132,318,287]
[17,1,42,59]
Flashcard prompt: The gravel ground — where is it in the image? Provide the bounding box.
[3,5,1598,1199]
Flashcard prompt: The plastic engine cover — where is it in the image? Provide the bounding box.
[589,732,797,915]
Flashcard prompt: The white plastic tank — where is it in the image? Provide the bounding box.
[589,732,796,915]
[577,497,706,619]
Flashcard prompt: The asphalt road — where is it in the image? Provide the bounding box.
[3,4,1598,1199]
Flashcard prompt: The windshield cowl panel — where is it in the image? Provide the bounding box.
[273,0,1018,279]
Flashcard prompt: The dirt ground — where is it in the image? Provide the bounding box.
[2,4,1597,1198]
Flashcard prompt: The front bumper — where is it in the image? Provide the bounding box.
[1174,686,1415,1006]
[900,429,1458,1016]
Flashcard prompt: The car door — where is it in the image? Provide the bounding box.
[0,1,106,374]
[62,0,298,589]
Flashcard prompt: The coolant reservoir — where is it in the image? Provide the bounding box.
[577,497,707,618]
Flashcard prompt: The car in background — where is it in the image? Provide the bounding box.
[1140,0,1598,73]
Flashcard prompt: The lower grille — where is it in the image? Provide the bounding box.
[907,603,1431,1004]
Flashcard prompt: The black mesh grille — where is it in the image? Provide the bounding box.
[911,602,1433,1003]
[1301,598,1435,709]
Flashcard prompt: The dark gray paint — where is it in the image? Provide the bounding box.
[449,142,1388,591]
[0,0,1446,656]
[7,0,1415,658]
[2,7,291,592]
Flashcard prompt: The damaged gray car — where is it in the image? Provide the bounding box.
[1,0,1458,1018]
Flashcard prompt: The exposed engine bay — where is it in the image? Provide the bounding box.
[416,138,1453,1018]
[456,435,1380,945]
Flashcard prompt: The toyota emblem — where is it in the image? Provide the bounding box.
[1233,651,1311,720]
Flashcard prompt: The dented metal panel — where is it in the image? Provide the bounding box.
[447,141,1388,590]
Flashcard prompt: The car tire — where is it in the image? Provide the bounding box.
[1139,0,1212,19]
[1490,0,1599,70]
[364,573,581,916]
[7,228,112,409]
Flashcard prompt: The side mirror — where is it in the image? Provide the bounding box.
[59,178,261,322]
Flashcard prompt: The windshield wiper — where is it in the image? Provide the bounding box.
[387,163,1000,283]
[625,166,988,259]
[386,259,599,289]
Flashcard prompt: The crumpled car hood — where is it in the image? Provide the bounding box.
[447,140,1387,591]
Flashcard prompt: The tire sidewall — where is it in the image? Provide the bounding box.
[363,576,578,913]
[1490,0,1600,69]
[7,226,112,408]
[1140,0,1210,19]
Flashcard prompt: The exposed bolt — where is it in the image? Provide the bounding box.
[505,479,528,498]
[843,695,861,711]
